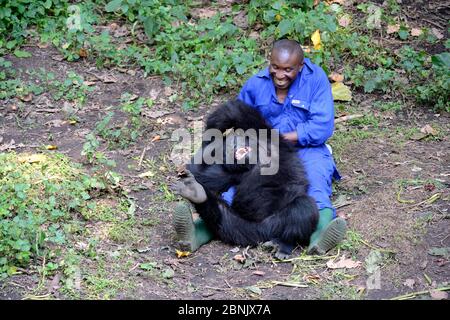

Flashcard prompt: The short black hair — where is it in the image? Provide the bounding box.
[272,39,304,62]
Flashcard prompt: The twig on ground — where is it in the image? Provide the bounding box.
[390,286,450,300]
[334,114,364,124]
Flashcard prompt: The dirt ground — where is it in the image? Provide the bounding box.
[1,1,449,297]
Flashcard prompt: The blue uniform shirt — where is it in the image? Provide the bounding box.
[221,58,340,213]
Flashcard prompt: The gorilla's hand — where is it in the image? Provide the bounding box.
[173,170,208,204]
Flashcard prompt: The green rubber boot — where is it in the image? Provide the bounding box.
[307,208,347,255]
[173,201,214,252]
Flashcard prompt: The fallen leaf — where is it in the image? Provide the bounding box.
[83,81,97,86]
[151,135,161,142]
[431,28,444,39]
[19,93,32,102]
[428,247,450,258]
[311,30,322,50]
[411,28,422,36]
[338,15,351,28]
[411,165,422,172]
[191,8,217,19]
[366,4,382,29]
[409,132,428,141]
[331,82,352,101]
[326,256,362,269]
[252,270,265,276]
[102,75,117,83]
[234,254,246,264]
[138,170,155,178]
[387,24,400,34]
[245,286,262,295]
[18,154,47,163]
[162,268,174,279]
[430,290,448,300]
[45,145,58,150]
[420,124,437,136]
[51,55,64,62]
[329,72,344,82]
[233,11,248,29]
[175,249,191,258]
[404,278,415,289]
[37,43,50,49]
[78,48,88,58]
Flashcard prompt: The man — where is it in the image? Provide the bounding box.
[174,39,347,255]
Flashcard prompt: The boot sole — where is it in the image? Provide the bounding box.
[307,217,347,255]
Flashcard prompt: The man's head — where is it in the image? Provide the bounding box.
[269,39,304,91]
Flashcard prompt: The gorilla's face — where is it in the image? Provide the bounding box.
[269,49,303,90]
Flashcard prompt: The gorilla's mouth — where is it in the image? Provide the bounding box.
[235,147,251,160]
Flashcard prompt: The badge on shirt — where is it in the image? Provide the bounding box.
[291,99,301,106]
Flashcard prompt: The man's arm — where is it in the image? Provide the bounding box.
[294,73,334,147]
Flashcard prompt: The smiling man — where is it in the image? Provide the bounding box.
[229,39,347,254]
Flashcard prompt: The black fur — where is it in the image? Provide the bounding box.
[187,100,318,255]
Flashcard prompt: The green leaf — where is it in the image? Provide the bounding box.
[162,267,174,279]
[431,52,450,69]
[140,262,157,270]
[105,0,122,12]
[278,19,293,37]
[428,247,450,258]
[143,17,157,39]
[13,49,32,58]
[398,26,409,40]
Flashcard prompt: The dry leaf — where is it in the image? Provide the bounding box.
[252,271,265,276]
[431,28,444,39]
[191,8,217,19]
[151,135,161,142]
[387,24,400,34]
[430,290,448,300]
[78,48,88,58]
[332,82,352,101]
[311,30,322,50]
[338,15,351,28]
[234,254,246,263]
[46,145,58,150]
[420,124,437,136]
[83,81,96,86]
[403,278,415,289]
[37,43,50,49]
[18,154,47,163]
[138,171,155,178]
[326,256,362,269]
[102,75,117,83]
[175,249,191,258]
[329,72,344,82]
[51,55,64,62]
[411,28,422,36]
[19,93,32,102]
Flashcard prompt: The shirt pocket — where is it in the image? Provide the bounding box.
[290,99,311,122]
[254,96,275,118]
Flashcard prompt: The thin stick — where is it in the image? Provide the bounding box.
[272,281,308,288]
[137,147,148,171]
[335,114,364,124]
[390,286,450,300]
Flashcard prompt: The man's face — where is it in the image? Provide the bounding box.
[269,49,303,90]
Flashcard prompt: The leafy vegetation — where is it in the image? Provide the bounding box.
[0,152,128,279]
[1,0,448,110]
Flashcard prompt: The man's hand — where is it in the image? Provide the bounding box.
[282,131,298,144]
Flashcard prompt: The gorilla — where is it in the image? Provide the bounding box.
[174,100,319,259]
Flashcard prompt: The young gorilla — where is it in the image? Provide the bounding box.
[174,100,319,259]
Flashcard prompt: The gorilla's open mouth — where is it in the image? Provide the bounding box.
[235,146,251,160]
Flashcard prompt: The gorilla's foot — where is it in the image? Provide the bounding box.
[307,217,347,255]
[173,202,213,252]
[261,240,293,260]
[173,171,207,204]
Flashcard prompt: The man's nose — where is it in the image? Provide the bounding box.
[275,71,285,79]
